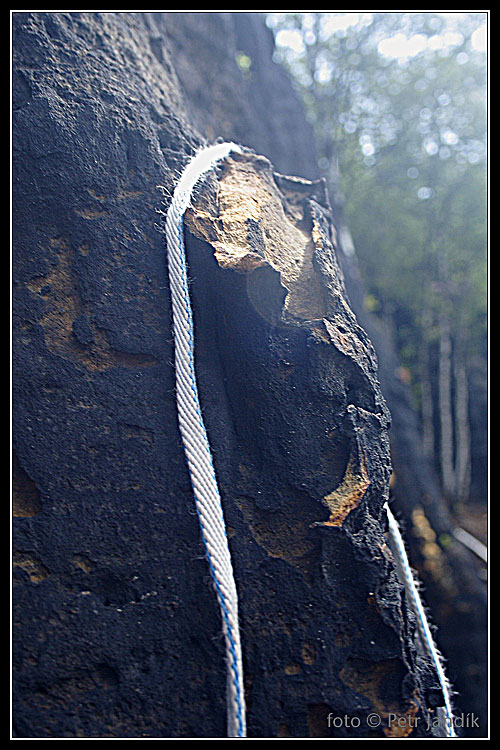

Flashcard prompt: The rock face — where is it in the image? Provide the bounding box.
[13,12,460,738]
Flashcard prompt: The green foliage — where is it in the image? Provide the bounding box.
[267,12,487,373]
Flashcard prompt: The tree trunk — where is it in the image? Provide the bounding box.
[438,312,455,498]
[420,310,435,461]
[454,343,471,503]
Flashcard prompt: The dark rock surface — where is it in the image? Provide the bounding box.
[13,11,483,738]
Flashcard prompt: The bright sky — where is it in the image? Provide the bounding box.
[471,23,487,52]
[378,22,487,60]
[272,13,487,61]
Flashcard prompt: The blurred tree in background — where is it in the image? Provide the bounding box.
[266,12,487,508]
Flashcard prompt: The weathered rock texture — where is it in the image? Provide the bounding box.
[12,12,483,738]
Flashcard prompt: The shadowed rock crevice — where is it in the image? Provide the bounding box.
[13,451,43,518]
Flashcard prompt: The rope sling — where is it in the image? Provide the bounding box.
[163,141,455,738]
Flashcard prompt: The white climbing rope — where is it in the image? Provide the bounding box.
[163,141,246,738]
[385,503,456,737]
[163,140,457,739]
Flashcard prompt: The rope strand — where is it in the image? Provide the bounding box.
[163,142,246,738]
[385,503,456,737]
[163,140,455,740]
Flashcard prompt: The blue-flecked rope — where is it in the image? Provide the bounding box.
[163,142,246,738]
[163,141,455,739]
[385,503,456,737]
